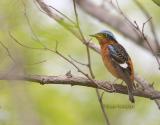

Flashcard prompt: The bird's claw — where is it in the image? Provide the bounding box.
[110,84,116,92]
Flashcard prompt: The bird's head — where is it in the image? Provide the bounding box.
[90,30,116,44]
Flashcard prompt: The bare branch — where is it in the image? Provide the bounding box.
[134,0,160,50]
[26,59,47,66]
[0,73,159,100]
[9,32,42,50]
[21,0,46,48]
[69,55,88,66]
[49,5,76,25]
[142,17,152,34]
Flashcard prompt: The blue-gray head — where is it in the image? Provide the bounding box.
[90,30,116,41]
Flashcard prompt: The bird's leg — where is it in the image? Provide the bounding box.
[120,80,124,85]
[134,81,143,90]
[110,78,118,92]
[105,79,117,92]
[113,78,124,85]
[135,82,139,88]
[113,78,118,83]
[110,84,116,92]
[101,80,116,92]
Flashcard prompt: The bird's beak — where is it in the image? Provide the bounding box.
[89,34,98,37]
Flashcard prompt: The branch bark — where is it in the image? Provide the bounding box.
[1,73,160,100]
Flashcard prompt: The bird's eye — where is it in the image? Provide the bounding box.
[107,34,114,40]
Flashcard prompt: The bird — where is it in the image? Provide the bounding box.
[90,30,135,103]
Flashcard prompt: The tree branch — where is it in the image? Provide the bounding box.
[134,0,160,50]
[1,73,160,100]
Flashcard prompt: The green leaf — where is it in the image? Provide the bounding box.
[152,0,160,7]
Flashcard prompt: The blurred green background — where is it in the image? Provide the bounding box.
[0,0,160,125]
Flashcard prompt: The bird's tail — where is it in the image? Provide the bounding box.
[124,78,135,103]
[127,83,135,103]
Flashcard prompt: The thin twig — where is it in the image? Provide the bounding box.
[9,32,42,50]
[141,18,160,69]
[73,0,111,125]
[21,0,46,48]
[86,45,95,78]
[33,0,48,15]
[142,17,152,35]
[69,55,88,66]
[0,41,15,63]
[134,0,160,50]
[49,6,76,25]
[72,0,86,44]
[115,0,140,34]
[26,59,47,66]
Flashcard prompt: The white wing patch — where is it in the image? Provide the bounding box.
[119,62,128,68]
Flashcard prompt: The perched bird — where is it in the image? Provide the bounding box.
[90,30,135,103]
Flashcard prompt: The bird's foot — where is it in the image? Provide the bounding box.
[101,81,116,92]
[110,84,116,92]
[113,78,118,83]
[120,80,124,85]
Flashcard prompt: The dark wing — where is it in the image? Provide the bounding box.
[108,44,132,75]
[108,44,129,64]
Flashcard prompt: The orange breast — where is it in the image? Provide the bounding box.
[101,44,121,79]
[127,59,134,81]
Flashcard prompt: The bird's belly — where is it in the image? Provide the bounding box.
[101,51,120,79]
